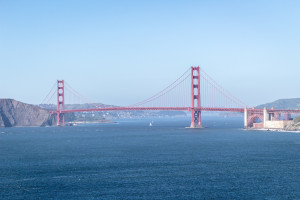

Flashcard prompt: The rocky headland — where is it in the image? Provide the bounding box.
[0,99,55,127]
[284,116,300,131]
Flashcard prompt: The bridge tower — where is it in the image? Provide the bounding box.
[190,66,202,128]
[56,80,65,126]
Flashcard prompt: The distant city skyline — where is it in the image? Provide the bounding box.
[1,0,300,106]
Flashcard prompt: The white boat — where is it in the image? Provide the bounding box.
[149,122,152,126]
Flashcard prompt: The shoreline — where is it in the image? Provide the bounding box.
[248,128,300,133]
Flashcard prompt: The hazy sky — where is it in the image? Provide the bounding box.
[1,0,300,106]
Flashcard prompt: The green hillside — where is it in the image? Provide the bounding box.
[256,98,300,109]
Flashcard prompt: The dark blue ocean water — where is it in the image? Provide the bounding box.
[0,117,299,200]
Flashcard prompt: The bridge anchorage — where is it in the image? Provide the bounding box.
[41,66,300,129]
[244,107,297,129]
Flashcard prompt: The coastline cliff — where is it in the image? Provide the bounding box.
[0,99,55,127]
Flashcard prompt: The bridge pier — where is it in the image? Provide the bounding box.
[244,107,248,129]
[57,112,60,126]
[56,112,65,126]
[190,110,202,128]
[263,107,268,128]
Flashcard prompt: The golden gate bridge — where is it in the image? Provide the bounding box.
[41,67,300,128]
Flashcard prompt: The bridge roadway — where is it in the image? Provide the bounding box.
[51,107,300,114]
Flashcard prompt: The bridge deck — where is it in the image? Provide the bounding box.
[49,107,300,114]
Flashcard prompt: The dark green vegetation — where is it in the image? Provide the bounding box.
[256,98,300,109]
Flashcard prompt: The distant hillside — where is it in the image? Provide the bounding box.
[256,98,300,109]
[40,103,112,110]
[0,99,55,127]
[40,103,187,120]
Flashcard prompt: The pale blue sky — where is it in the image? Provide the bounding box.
[1,0,300,106]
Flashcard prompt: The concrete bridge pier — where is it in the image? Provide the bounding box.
[244,107,248,129]
[263,107,268,128]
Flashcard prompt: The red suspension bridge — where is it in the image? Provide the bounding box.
[41,67,300,128]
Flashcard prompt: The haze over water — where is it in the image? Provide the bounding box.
[0,117,299,199]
